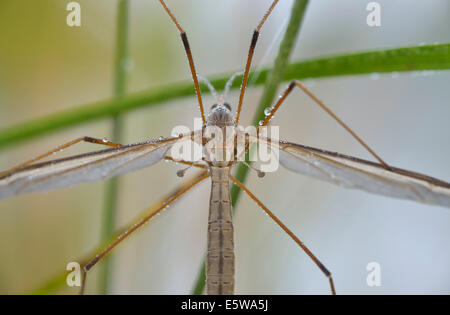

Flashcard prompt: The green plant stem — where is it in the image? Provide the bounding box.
[192,0,310,295]
[0,43,448,151]
[99,0,129,295]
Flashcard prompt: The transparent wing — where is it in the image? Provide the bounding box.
[254,136,450,208]
[0,136,184,200]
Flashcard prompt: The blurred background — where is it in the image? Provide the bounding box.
[0,0,449,294]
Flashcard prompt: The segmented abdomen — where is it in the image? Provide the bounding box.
[206,166,234,295]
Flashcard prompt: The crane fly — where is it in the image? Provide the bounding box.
[1,0,449,295]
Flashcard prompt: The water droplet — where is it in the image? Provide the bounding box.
[370,73,380,80]
[158,136,164,141]
[421,70,435,76]
[264,107,272,116]
[102,138,108,143]
[258,120,264,126]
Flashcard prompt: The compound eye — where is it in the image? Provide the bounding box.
[223,103,231,111]
[211,104,218,110]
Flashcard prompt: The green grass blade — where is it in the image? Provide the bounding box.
[99,0,129,295]
[0,43,448,151]
[191,0,310,295]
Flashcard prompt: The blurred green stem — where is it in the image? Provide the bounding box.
[100,0,129,295]
[191,0,310,295]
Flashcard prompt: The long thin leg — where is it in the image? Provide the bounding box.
[235,0,279,125]
[261,80,391,170]
[164,156,207,169]
[158,0,206,124]
[80,171,210,294]
[0,136,122,179]
[230,175,336,295]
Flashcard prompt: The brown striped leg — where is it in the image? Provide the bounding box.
[0,137,122,179]
[80,171,210,294]
[158,0,206,124]
[260,80,391,170]
[164,156,207,170]
[230,175,336,295]
[235,0,279,125]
